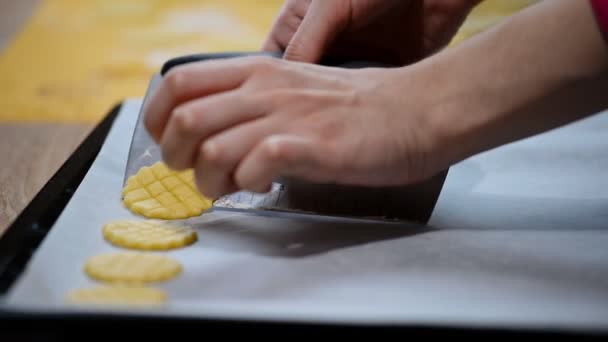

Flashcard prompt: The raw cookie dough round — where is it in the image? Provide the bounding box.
[66,285,167,306]
[122,161,213,220]
[102,219,197,250]
[84,252,182,284]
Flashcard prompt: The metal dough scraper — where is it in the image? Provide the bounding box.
[123,52,448,223]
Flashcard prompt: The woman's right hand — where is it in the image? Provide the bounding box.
[262,0,482,65]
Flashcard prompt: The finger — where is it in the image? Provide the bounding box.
[159,89,266,171]
[262,11,305,53]
[143,58,259,143]
[261,35,282,53]
[262,14,286,52]
[265,16,302,52]
[262,2,290,52]
[234,135,339,193]
[262,0,311,52]
[200,114,287,184]
[283,0,346,63]
[193,142,239,199]
[194,118,281,199]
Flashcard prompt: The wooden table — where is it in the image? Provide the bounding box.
[0,0,93,236]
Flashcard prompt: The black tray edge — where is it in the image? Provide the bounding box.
[0,102,122,294]
[0,308,606,339]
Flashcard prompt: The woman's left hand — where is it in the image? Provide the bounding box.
[143,56,444,199]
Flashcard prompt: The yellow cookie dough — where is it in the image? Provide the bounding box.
[66,285,167,307]
[102,220,197,251]
[122,162,213,220]
[84,252,182,284]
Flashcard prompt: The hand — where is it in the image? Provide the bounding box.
[143,57,446,199]
[262,0,481,65]
[144,0,608,201]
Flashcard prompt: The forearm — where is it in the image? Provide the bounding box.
[415,0,608,165]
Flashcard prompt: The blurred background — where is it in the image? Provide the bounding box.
[0,0,536,123]
[0,0,536,232]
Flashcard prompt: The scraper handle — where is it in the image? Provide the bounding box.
[161,52,282,76]
[160,51,396,76]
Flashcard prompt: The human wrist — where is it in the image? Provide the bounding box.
[403,59,486,171]
[414,0,608,167]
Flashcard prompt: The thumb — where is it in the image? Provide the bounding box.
[284,1,348,63]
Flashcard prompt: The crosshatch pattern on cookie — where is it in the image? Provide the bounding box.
[122,162,213,219]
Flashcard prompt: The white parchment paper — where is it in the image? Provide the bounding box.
[3,99,608,331]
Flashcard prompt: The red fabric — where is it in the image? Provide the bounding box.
[591,0,608,40]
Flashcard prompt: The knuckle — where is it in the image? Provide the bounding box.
[261,136,284,162]
[198,142,224,168]
[283,49,302,62]
[142,108,156,136]
[284,40,307,61]
[163,69,185,98]
[171,107,194,134]
[285,13,302,32]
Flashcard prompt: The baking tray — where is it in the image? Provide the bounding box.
[0,56,605,339]
[126,51,448,223]
[0,105,601,342]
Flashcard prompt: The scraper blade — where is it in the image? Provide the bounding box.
[124,53,449,223]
